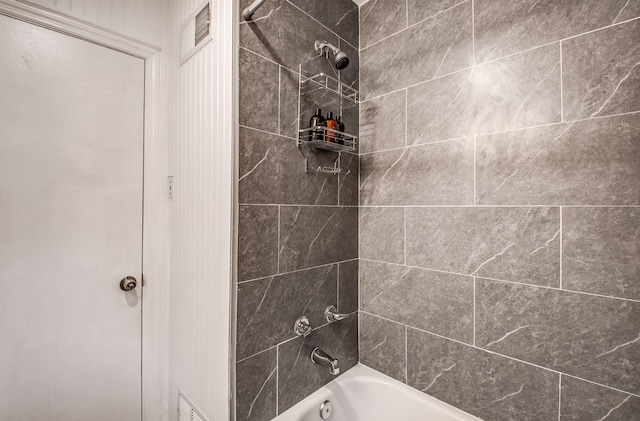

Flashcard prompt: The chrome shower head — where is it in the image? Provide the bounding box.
[314,40,350,70]
[334,50,349,70]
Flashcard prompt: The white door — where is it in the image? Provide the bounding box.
[0,14,144,421]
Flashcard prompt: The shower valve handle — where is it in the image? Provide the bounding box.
[324,305,349,322]
[294,316,312,337]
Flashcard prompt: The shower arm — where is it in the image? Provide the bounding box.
[242,0,268,21]
[315,40,339,57]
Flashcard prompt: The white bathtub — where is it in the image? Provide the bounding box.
[273,364,481,421]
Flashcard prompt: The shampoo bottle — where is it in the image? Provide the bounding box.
[309,108,325,142]
[325,112,338,143]
[336,116,345,145]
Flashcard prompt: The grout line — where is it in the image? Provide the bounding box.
[239,258,359,284]
[559,41,564,122]
[285,0,358,51]
[360,111,640,157]
[240,203,359,208]
[471,0,475,66]
[356,204,640,208]
[238,124,299,142]
[561,373,640,399]
[278,66,281,135]
[357,110,640,156]
[473,134,477,205]
[239,309,362,365]
[559,207,563,289]
[337,263,340,311]
[357,308,361,362]
[362,65,472,103]
[361,0,469,51]
[361,136,472,156]
[239,46,299,76]
[385,320,640,398]
[276,346,279,416]
[405,325,408,383]
[405,0,409,28]
[558,374,562,421]
[473,276,476,346]
[403,207,407,265]
[359,257,640,303]
[277,205,281,274]
[361,15,640,102]
[404,89,408,146]
[472,15,640,66]
[237,345,278,364]
[240,202,640,209]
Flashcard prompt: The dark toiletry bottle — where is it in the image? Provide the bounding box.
[325,112,338,143]
[309,108,325,142]
[336,116,345,145]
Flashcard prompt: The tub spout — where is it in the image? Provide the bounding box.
[311,347,340,375]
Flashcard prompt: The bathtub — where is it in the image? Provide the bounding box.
[273,364,481,421]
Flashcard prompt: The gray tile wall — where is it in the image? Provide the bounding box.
[359,1,640,420]
[235,1,359,420]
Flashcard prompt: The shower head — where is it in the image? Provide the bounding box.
[334,50,350,70]
[314,40,350,70]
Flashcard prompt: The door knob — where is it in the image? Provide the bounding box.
[120,276,137,291]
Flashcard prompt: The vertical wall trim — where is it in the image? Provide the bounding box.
[230,0,241,420]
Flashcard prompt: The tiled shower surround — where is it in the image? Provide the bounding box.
[358,0,640,420]
[236,0,640,420]
[235,0,359,420]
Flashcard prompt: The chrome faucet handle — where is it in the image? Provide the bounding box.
[294,316,313,337]
[311,347,340,375]
[324,305,349,323]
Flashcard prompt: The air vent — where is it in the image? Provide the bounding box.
[179,1,213,65]
[178,390,208,421]
[195,4,210,45]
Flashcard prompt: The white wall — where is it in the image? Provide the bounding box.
[22,0,164,45]
[3,2,235,420]
[168,0,235,419]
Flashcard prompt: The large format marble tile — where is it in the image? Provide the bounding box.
[279,206,358,273]
[560,376,640,421]
[406,207,560,287]
[407,0,464,26]
[279,66,299,139]
[338,39,360,91]
[360,90,406,154]
[360,0,406,49]
[289,0,359,48]
[236,348,277,421]
[236,264,337,360]
[361,1,472,99]
[407,328,559,421]
[338,152,358,207]
[360,260,473,343]
[360,312,406,382]
[278,314,358,414]
[476,113,640,205]
[474,0,640,63]
[238,205,279,282]
[563,19,640,121]
[239,48,279,133]
[239,0,339,71]
[476,278,640,394]
[360,207,404,264]
[338,259,358,314]
[406,43,561,144]
[563,207,640,301]
[359,139,474,206]
[239,127,339,205]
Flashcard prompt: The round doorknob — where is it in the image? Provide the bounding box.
[120,276,137,291]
